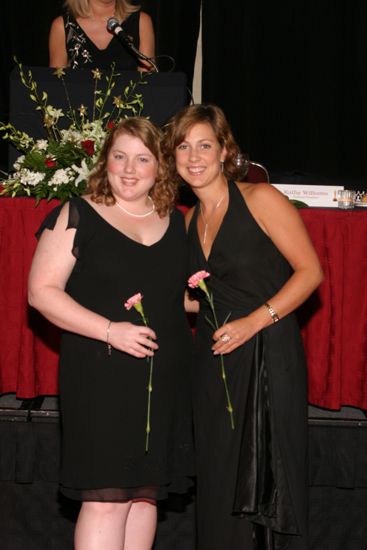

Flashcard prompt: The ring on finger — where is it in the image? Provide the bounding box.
[220,333,231,343]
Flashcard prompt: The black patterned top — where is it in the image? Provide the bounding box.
[63,10,140,69]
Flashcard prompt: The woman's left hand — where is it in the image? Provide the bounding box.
[212,317,258,355]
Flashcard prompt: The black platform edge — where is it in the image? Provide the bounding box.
[29,409,60,422]
[0,408,29,422]
[308,417,367,428]
[2,409,365,426]
[0,395,60,422]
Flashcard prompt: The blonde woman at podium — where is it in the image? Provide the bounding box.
[49,0,155,70]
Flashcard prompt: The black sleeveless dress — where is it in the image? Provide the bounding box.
[38,197,194,501]
[188,181,308,550]
[63,11,140,69]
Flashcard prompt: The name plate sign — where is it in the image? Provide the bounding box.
[271,184,344,208]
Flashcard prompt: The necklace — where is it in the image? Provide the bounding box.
[115,196,156,218]
[200,194,226,244]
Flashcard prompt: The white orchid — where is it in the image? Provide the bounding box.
[34,139,49,151]
[72,159,92,186]
[44,105,64,125]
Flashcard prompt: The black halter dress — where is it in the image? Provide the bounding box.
[188,181,309,550]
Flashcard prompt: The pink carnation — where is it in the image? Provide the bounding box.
[188,270,210,289]
[124,292,143,311]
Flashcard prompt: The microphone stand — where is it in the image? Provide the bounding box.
[107,18,159,73]
[127,42,159,73]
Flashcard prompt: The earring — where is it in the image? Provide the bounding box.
[220,161,224,173]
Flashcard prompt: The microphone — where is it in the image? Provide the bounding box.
[107,17,159,72]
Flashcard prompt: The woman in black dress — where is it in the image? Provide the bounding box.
[162,104,323,549]
[49,0,154,70]
[28,117,193,550]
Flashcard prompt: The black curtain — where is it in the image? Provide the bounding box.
[202,0,367,185]
[0,0,64,171]
[0,0,200,171]
[142,0,201,92]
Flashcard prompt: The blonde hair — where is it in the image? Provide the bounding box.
[87,117,178,217]
[162,104,243,185]
[64,0,139,20]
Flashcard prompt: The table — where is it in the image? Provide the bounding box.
[0,198,61,397]
[298,207,367,409]
[0,198,366,408]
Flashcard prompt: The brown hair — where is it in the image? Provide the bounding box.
[64,0,139,20]
[161,104,244,185]
[87,117,177,217]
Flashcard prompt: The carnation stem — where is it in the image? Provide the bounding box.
[141,312,154,452]
[145,356,153,453]
[205,289,235,430]
[220,354,235,430]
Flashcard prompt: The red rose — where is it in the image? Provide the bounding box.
[81,139,95,156]
[106,120,115,131]
[44,158,57,168]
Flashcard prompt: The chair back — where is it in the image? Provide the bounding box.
[244,161,270,183]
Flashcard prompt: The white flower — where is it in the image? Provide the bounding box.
[48,168,74,186]
[13,155,25,170]
[72,159,92,186]
[82,120,106,142]
[60,128,82,143]
[60,120,106,153]
[45,105,64,122]
[34,139,49,151]
[17,169,44,186]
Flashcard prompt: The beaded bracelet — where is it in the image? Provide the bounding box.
[106,320,112,356]
[264,302,280,324]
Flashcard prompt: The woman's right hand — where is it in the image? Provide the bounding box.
[108,322,158,358]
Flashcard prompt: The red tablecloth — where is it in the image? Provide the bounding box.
[0,197,61,397]
[0,198,366,408]
[298,208,367,409]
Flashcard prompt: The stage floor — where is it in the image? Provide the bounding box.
[1,395,367,550]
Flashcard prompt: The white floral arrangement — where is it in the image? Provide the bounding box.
[0,60,145,202]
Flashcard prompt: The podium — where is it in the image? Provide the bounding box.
[8,67,188,168]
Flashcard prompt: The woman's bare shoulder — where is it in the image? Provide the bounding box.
[139,11,153,26]
[50,15,64,32]
[237,181,291,209]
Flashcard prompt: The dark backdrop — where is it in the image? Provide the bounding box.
[202,0,367,185]
[1,0,366,186]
